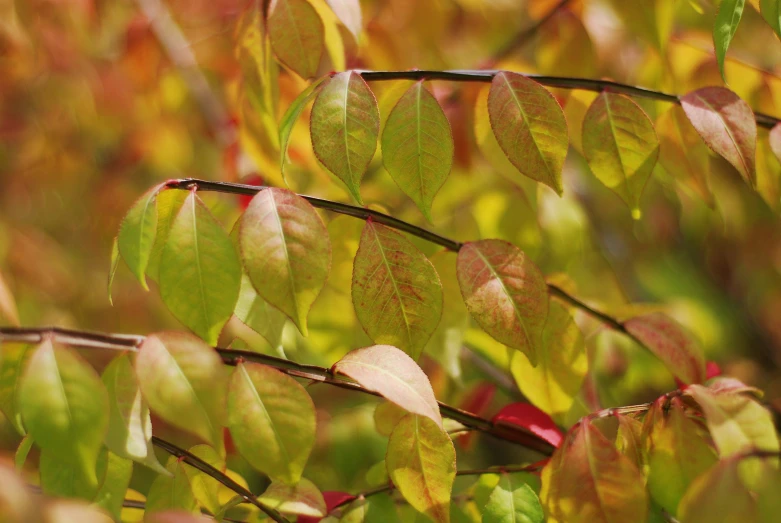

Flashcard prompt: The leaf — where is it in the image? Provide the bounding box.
[337,493,400,523]
[510,302,587,417]
[145,512,212,523]
[102,354,168,475]
[374,400,409,436]
[483,473,544,523]
[240,188,331,336]
[227,362,316,485]
[643,397,718,514]
[582,92,660,216]
[159,191,242,345]
[298,491,356,523]
[135,332,227,448]
[15,434,33,470]
[541,420,648,523]
[18,340,108,487]
[44,500,114,523]
[182,444,224,515]
[0,342,32,434]
[713,0,746,81]
[93,451,133,520]
[487,71,569,195]
[677,456,757,523]
[456,239,548,365]
[280,76,328,182]
[762,0,781,40]
[310,71,379,203]
[259,478,327,517]
[234,274,288,353]
[146,457,198,516]
[352,221,443,359]
[268,0,325,79]
[332,345,443,428]
[615,414,644,470]
[492,403,564,448]
[107,238,119,306]
[40,448,101,500]
[117,183,163,290]
[147,188,188,282]
[0,270,19,327]
[386,414,455,523]
[624,312,707,385]
[769,122,781,164]
[326,0,362,39]
[381,81,454,220]
[680,86,757,187]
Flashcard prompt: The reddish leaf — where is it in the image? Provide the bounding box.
[680,87,757,187]
[457,382,495,449]
[267,0,325,79]
[675,360,722,389]
[492,403,563,448]
[237,174,264,210]
[297,491,356,523]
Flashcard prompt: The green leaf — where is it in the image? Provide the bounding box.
[259,478,326,517]
[386,414,455,523]
[510,302,586,417]
[643,397,718,515]
[227,362,316,485]
[102,354,168,475]
[159,191,242,344]
[624,312,707,385]
[677,456,757,523]
[713,0,746,81]
[541,420,648,523]
[15,434,33,470]
[182,444,225,515]
[107,238,119,306]
[340,493,400,523]
[146,457,198,516]
[0,342,32,434]
[333,345,443,428]
[18,340,108,487]
[117,183,163,290]
[680,86,757,187]
[483,473,544,523]
[762,0,781,40]
[0,270,19,327]
[268,0,325,79]
[456,239,548,365]
[93,451,133,520]
[381,81,454,220]
[488,71,569,195]
[352,221,443,359]
[239,188,331,336]
[234,274,288,354]
[280,75,328,182]
[135,332,227,448]
[147,188,188,282]
[40,448,101,500]
[310,71,379,203]
[582,92,659,216]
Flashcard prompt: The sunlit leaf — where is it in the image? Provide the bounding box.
[227,362,316,485]
[107,238,119,306]
[456,239,548,365]
[492,403,564,448]
[352,221,443,359]
[234,274,288,353]
[159,191,241,344]
[18,340,108,487]
[483,472,544,523]
[582,92,660,216]
[102,354,167,475]
[510,302,586,416]
[624,312,707,385]
[541,420,648,523]
[488,71,569,195]
[147,188,188,282]
[381,81,454,220]
[182,444,224,515]
[117,183,164,290]
[146,457,198,516]
[713,0,746,81]
[0,342,32,434]
[386,414,455,523]
[135,332,227,448]
[240,188,331,336]
[268,0,325,79]
[680,87,757,187]
[326,0,362,39]
[298,491,356,523]
[0,271,19,327]
[677,456,757,523]
[643,397,718,514]
[333,344,442,428]
[280,76,328,182]
[763,0,781,40]
[259,478,326,517]
[310,71,379,203]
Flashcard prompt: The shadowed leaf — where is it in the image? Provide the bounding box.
[234,274,288,353]
[146,457,198,516]
[677,456,757,523]
[0,343,32,434]
[713,0,745,81]
[117,183,164,290]
[280,76,328,182]
[268,0,325,79]
[762,0,781,40]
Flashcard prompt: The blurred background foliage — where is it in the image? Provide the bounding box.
[2,0,781,503]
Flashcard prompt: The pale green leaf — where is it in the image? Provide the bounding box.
[108,237,119,306]
[311,71,379,203]
[352,221,443,359]
[0,342,32,434]
[456,239,548,365]
[677,456,757,523]
[117,183,163,290]
[14,434,33,470]
[19,340,108,487]
[280,75,328,182]
[159,191,241,344]
[340,493,399,523]
[258,478,326,517]
[234,274,288,353]
[386,414,455,523]
[135,332,227,448]
[488,71,568,195]
[183,444,225,515]
[227,362,316,485]
[147,188,188,282]
[582,92,659,216]
[483,473,544,523]
[762,0,781,40]
[39,447,101,500]
[93,451,133,520]
[146,457,199,516]
[713,0,746,81]
[381,81,454,220]
[268,0,325,79]
[239,188,331,336]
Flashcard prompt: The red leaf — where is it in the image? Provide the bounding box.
[492,403,564,448]
[675,360,722,389]
[298,491,356,523]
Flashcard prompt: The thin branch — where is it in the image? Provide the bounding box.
[151,436,290,523]
[0,326,556,456]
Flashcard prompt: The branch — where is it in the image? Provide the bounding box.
[0,326,556,456]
